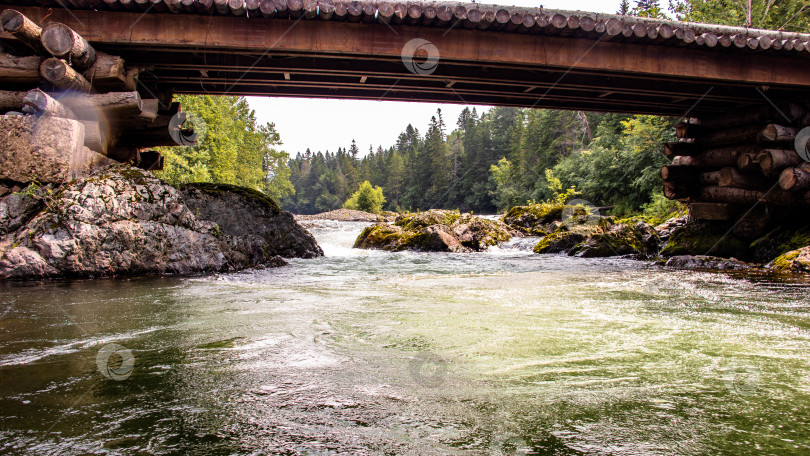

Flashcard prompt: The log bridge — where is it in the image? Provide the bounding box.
[1,0,810,229]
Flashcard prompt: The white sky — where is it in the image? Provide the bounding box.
[247,0,618,157]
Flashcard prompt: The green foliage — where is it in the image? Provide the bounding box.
[641,192,687,226]
[553,114,674,214]
[631,0,666,18]
[283,107,674,217]
[544,169,580,204]
[669,0,809,31]
[343,180,386,214]
[155,95,294,202]
[489,157,521,212]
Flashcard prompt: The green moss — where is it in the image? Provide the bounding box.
[572,223,649,257]
[356,210,511,252]
[533,231,586,254]
[113,166,149,185]
[354,224,411,251]
[502,203,564,235]
[180,182,281,214]
[767,247,810,273]
[769,251,796,270]
[769,249,805,272]
[395,209,460,231]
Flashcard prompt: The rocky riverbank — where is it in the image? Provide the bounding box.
[349,202,810,274]
[0,165,322,280]
[501,202,810,273]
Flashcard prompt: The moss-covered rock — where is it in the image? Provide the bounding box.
[768,247,810,273]
[395,209,461,231]
[354,224,413,251]
[570,221,660,258]
[501,203,563,235]
[532,217,660,258]
[354,210,511,252]
[451,213,512,250]
[532,231,586,254]
[659,221,747,259]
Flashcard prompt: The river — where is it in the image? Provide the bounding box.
[1,220,809,455]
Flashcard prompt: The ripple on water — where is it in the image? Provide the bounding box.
[1,221,810,455]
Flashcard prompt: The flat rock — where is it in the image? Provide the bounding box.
[665,255,752,271]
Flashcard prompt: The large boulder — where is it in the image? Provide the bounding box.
[0,165,322,280]
[354,209,511,252]
[179,183,322,260]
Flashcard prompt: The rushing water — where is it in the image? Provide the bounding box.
[2,220,810,455]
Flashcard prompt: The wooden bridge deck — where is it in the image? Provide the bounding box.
[2,1,810,116]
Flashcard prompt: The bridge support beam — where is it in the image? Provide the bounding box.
[0,115,114,183]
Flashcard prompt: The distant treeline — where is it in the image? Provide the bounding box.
[282,108,676,214]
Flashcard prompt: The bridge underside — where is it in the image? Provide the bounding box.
[4,6,810,117]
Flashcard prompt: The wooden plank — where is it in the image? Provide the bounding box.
[0,53,41,84]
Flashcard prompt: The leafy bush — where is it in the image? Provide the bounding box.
[343,181,386,214]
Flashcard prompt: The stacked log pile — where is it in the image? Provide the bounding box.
[0,9,197,170]
[662,102,810,226]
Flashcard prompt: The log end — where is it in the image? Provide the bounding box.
[41,23,76,58]
[779,167,797,190]
[0,9,24,33]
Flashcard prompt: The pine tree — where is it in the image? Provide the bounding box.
[631,0,664,18]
